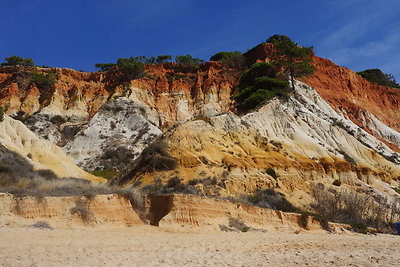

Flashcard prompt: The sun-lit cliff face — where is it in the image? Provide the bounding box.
[305,56,400,152]
[0,49,399,211]
[118,81,400,209]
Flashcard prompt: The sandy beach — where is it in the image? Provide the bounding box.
[1,225,399,266]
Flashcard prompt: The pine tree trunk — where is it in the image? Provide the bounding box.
[290,68,295,91]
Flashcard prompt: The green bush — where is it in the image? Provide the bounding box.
[357,69,400,88]
[239,62,276,89]
[1,55,34,67]
[30,71,57,90]
[95,63,116,71]
[210,51,245,68]
[173,55,204,72]
[156,55,172,63]
[117,57,145,81]
[267,34,315,90]
[146,55,172,64]
[233,62,288,112]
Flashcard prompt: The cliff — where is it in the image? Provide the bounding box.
[0,193,340,233]
[306,56,400,151]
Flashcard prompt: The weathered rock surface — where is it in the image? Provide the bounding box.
[305,56,400,151]
[124,81,400,209]
[0,115,102,182]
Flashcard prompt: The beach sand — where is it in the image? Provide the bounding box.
[1,225,399,266]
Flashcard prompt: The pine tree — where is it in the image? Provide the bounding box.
[267,35,315,90]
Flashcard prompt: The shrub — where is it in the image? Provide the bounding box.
[247,188,298,212]
[30,221,53,230]
[228,217,251,232]
[1,55,34,67]
[357,69,400,88]
[30,71,57,90]
[233,62,288,112]
[210,51,245,69]
[70,198,91,221]
[36,169,58,181]
[311,183,400,233]
[0,105,4,122]
[117,57,145,81]
[173,55,204,72]
[156,55,172,64]
[95,63,116,71]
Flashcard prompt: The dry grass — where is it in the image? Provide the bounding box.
[311,183,400,233]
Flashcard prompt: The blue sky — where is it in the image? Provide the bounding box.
[1,0,399,81]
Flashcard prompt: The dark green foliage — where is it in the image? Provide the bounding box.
[266,34,293,44]
[95,63,116,71]
[357,69,400,88]
[1,55,34,67]
[117,57,145,81]
[267,34,315,90]
[233,62,288,111]
[30,71,57,90]
[156,55,172,63]
[0,105,4,122]
[210,51,245,69]
[173,55,204,72]
[239,62,276,89]
[147,55,173,64]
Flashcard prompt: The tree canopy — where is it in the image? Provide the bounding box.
[234,62,288,112]
[357,69,400,88]
[1,55,35,67]
[267,35,314,90]
[117,57,145,81]
[209,51,245,69]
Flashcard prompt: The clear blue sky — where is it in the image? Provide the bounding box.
[1,0,399,81]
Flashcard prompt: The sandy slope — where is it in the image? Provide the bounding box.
[1,226,399,266]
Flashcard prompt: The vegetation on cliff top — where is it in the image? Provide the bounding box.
[266,34,315,90]
[210,51,245,69]
[357,69,400,88]
[0,55,34,67]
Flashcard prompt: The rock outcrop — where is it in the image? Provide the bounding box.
[0,192,341,232]
[305,56,400,151]
[122,81,400,209]
[0,115,102,182]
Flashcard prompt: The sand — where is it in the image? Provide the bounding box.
[1,225,399,266]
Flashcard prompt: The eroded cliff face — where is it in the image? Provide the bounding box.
[305,56,400,151]
[0,64,239,170]
[0,50,399,210]
[123,81,400,209]
[0,115,102,182]
[0,193,338,232]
